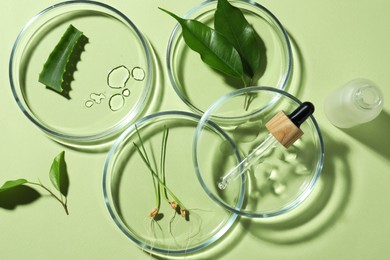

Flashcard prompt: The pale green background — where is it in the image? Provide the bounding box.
[1,0,389,259]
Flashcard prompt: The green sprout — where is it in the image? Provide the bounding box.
[134,125,189,221]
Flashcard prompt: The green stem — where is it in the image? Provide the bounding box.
[28,181,69,215]
[242,76,251,110]
[134,125,161,213]
[134,143,161,212]
[135,125,151,164]
[134,144,186,210]
[160,126,170,203]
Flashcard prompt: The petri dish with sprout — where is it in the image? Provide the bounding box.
[194,87,324,218]
[103,111,244,256]
[9,0,154,148]
[166,0,292,114]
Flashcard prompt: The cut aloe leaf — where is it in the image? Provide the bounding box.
[38,24,88,98]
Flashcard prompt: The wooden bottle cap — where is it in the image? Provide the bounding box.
[265,111,303,148]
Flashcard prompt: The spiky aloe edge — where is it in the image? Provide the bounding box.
[38,24,87,98]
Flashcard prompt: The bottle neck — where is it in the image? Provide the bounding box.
[354,85,382,110]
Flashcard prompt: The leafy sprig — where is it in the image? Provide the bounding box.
[0,151,69,215]
[134,125,189,220]
[160,0,262,88]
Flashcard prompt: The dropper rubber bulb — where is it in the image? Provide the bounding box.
[288,102,315,128]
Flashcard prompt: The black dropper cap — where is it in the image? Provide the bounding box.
[288,102,315,128]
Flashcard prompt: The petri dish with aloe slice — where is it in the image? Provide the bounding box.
[103,111,244,256]
[194,87,324,218]
[9,0,153,147]
[166,0,292,114]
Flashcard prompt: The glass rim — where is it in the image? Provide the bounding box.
[9,0,153,145]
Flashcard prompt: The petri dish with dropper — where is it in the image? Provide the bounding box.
[9,1,154,148]
[194,87,324,218]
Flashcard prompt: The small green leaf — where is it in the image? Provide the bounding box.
[49,151,68,197]
[39,24,88,98]
[160,8,244,80]
[215,0,261,78]
[0,179,28,192]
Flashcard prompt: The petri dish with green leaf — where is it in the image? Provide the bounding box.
[166,0,292,114]
[9,1,154,148]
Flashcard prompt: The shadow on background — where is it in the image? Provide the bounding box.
[285,32,306,100]
[0,186,41,210]
[341,110,390,162]
[239,131,352,244]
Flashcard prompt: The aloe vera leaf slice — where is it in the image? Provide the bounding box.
[38,25,85,96]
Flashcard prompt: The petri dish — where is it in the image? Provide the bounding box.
[9,0,153,147]
[103,111,244,255]
[194,87,324,218]
[166,0,292,114]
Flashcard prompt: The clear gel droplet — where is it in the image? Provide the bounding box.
[131,67,145,81]
[295,164,310,175]
[283,151,297,163]
[107,65,130,88]
[85,100,94,108]
[122,88,130,97]
[109,94,125,111]
[273,182,287,195]
[268,169,279,181]
[90,93,105,104]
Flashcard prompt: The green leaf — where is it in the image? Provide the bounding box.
[0,179,28,192]
[214,0,261,78]
[49,151,69,197]
[160,8,244,80]
[39,25,88,98]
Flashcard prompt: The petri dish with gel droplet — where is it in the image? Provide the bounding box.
[194,87,324,218]
[9,1,154,147]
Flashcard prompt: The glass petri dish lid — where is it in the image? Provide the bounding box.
[167,0,292,114]
[9,0,153,147]
[194,87,324,218]
[103,111,244,256]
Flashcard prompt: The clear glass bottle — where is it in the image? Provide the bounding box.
[324,79,383,128]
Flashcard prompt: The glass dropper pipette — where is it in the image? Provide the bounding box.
[218,102,315,190]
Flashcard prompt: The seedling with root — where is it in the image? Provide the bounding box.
[134,125,189,221]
